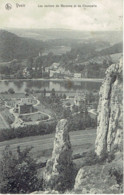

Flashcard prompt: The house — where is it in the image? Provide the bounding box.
[74,73,82,78]
[15,98,33,114]
[23,68,30,77]
[45,67,50,73]
[50,70,56,77]
[51,63,60,69]
[74,93,86,107]
[53,72,65,79]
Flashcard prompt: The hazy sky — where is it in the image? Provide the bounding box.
[0,0,123,31]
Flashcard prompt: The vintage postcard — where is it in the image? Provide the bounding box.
[0,0,123,194]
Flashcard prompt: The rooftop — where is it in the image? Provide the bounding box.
[16,98,32,106]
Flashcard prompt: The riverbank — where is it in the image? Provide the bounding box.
[0,77,103,82]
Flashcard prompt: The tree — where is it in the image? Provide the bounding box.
[63,94,67,99]
[51,88,55,98]
[25,88,30,94]
[43,88,46,97]
[63,108,71,118]
[27,57,34,68]
[0,145,43,193]
[8,88,15,94]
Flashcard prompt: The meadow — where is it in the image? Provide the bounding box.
[0,128,96,162]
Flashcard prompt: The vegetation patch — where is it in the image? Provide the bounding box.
[0,145,43,193]
[20,112,49,122]
[0,120,56,142]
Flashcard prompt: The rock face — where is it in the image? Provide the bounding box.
[95,57,123,156]
[43,119,74,192]
[74,164,122,194]
[74,166,103,194]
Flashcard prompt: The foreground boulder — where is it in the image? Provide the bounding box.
[74,163,122,194]
[43,119,74,192]
[95,57,123,156]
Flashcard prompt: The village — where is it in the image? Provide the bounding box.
[0,0,123,192]
[0,47,110,81]
[23,62,83,79]
[0,86,97,131]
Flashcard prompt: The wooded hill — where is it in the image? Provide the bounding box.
[0,30,44,61]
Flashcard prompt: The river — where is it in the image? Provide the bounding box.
[0,79,102,93]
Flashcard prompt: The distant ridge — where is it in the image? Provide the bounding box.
[5,28,123,43]
[0,30,44,61]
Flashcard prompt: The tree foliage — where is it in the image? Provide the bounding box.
[0,145,43,193]
[0,121,56,142]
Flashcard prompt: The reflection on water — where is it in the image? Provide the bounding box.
[0,80,102,93]
[26,80,50,89]
[13,81,24,89]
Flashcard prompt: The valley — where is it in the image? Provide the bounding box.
[0,28,123,194]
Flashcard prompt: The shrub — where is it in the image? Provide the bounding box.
[43,160,77,193]
[83,150,99,166]
[109,166,123,185]
[8,88,15,94]
[0,145,43,193]
[0,120,56,141]
[82,150,115,166]
[66,102,71,106]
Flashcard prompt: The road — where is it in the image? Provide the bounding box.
[0,129,96,159]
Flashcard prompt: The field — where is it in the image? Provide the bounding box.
[0,129,96,162]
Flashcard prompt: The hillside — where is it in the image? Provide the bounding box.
[7,29,123,44]
[0,30,44,61]
[61,41,122,78]
[99,42,123,56]
[0,30,122,80]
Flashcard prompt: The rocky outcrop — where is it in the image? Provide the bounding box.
[32,190,59,194]
[43,119,74,192]
[74,163,122,194]
[74,166,102,193]
[95,57,123,156]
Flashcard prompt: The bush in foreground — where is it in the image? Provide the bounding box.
[0,145,43,193]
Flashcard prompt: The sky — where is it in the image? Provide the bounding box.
[0,0,123,31]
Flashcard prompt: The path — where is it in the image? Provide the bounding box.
[33,95,40,107]
[88,109,97,116]
[9,108,23,128]
[5,95,52,128]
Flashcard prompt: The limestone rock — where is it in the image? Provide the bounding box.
[32,190,59,194]
[74,166,103,193]
[74,164,121,194]
[43,119,74,192]
[95,57,123,156]
[74,168,87,191]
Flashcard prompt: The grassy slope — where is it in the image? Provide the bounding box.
[0,129,96,160]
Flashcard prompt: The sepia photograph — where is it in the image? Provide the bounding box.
[0,0,123,194]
